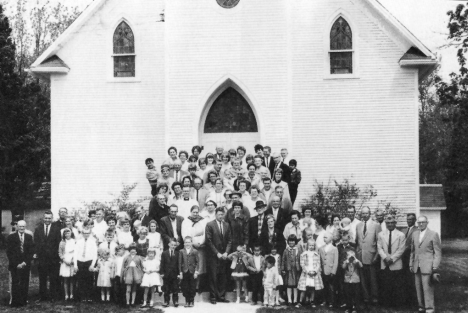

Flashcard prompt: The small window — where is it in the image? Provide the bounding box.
[113,21,135,77]
[330,17,352,74]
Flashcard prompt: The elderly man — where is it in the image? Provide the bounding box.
[377,215,406,307]
[375,209,387,232]
[190,177,210,210]
[160,204,185,250]
[253,155,271,179]
[267,186,293,212]
[265,195,289,231]
[7,220,34,307]
[205,207,232,304]
[355,207,381,305]
[176,186,198,219]
[271,152,291,183]
[52,207,68,229]
[214,146,224,163]
[170,160,189,183]
[402,213,418,305]
[34,211,61,302]
[247,201,268,251]
[410,216,442,313]
[149,193,170,227]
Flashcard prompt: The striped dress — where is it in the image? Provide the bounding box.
[297,250,323,290]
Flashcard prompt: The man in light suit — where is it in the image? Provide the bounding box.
[160,205,185,250]
[355,207,381,305]
[205,207,232,304]
[410,216,442,313]
[190,177,210,211]
[377,215,406,307]
[170,160,189,183]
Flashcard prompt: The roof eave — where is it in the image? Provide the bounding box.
[420,206,447,211]
[399,59,438,83]
[29,67,70,74]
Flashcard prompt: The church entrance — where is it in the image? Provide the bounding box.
[200,86,260,155]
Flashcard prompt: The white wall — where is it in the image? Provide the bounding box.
[49,0,421,218]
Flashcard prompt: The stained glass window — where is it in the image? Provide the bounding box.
[217,0,240,9]
[113,22,135,77]
[330,17,353,74]
[204,87,258,133]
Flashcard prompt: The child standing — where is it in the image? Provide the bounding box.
[337,233,355,307]
[247,245,265,305]
[288,159,301,205]
[146,158,160,196]
[319,232,339,308]
[281,235,301,305]
[141,248,162,308]
[160,238,180,307]
[99,230,118,258]
[343,250,362,313]
[97,249,115,302]
[297,239,323,307]
[121,243,144,307]
[178,236,199,307]
[265,245,283,306]
[228,245,251,304]
[59,228,76,301]
[263,256,278,307]
[113,245,126,306]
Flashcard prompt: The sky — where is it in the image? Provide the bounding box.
[2,0,462,79]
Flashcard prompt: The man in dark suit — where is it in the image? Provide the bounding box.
[263,146,275,177]
[205,207,232,304]
[149,194,170,227]
[264,195,290,231]
[160,238,180,307]
[248,201,268,252]
[52,207,68,229]
[160,204,184,250]
[7,220,34,307]
[402,213,417,306]
[34,210,62,301]
[271,152,291,183]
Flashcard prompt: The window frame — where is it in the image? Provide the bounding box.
[324,13,359,80]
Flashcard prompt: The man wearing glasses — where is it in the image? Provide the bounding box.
[409,216,442,313]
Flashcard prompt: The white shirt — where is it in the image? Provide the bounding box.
[262,188,273,205]
[218,221,224,235]
[171,218,179,239]
[175,198,198,219]
[74,237,98,267]
[116,229,133,248]
[349,218,360,243]
[93,219,108,243]
[419,229,426,242]
[253,255,262,271]
[114,255,124,277]
[44,224,51,236]
[272,207,279,221]
[99,241,118,258]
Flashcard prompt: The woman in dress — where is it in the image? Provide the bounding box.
[313,215,327,250]
[227,201,249,250]
[196,157,208,179]
[59,228,76,300]
[243,185,266,218]
[117,218,134,251]
[135,226,150,258]
[236,146,246,167]
[299,207,316,236]
[260,214,286,256]
[61,217,80,239]
[200,200,217,222]
[181,205,207,291]
[179,150,189,172]
[147,220,163,252]
[205,153,216,172]
[272,168,291,199]
[220,151,231,173]
[208,178,226,208]
[326,214,341,245]
[191,145,204,161]
[162,146,179,170]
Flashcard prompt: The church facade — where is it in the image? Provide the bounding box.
[31,0,438,228]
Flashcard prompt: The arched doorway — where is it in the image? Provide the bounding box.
[200,86,260,155]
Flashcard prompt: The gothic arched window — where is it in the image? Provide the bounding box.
[113,21,135,77]
[204,87,258,133]
[330,17,353,74]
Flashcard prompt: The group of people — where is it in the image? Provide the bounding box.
[5,144,442,313]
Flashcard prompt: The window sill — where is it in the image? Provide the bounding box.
[106,77,141,83]
[323,74,360,80]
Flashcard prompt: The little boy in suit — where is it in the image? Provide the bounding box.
[319,232,339,307]
[247,245,265,305]
[178,236,199,307]
[161,238,180,307]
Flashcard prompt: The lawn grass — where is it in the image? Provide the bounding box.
[0,239,467,312]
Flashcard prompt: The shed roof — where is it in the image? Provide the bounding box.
[420,184,446,209]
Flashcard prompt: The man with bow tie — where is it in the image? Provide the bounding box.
[377,215,406,307]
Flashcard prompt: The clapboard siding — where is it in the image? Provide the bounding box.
[49,0,420,216]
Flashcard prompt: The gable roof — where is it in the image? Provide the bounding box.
[37,55,70,68]
[420,184,447,210]
[30,0,436,70]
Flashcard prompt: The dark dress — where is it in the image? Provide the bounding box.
[136,238,150,258]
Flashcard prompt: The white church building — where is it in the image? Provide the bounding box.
[30,0,441,230]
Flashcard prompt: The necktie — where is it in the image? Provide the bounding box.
[20,234,24,254]
[108,242,111,250]
[176,171,179,181]
[170,250,172,258]
[219,222,223,236]
[45,225,49,237]
[196,190,199,201]
[388,231,392,254]
[82,239,87,258]
[266,158,269,167]
[363,221,367,235]
[405,227,410,238]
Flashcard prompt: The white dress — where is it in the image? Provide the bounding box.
[141,256,163,287]
[117,230,134,249]
[147,232,162,251]
[60,239,76,277]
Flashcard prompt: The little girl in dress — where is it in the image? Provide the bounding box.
[228,245,251,304]
[140,248,163,308]
[297,239,323,307]
[281,234,301,305]
[97,249,115,302]
[121,243,144,307]
[265,244,283,306]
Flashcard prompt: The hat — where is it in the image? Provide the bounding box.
[230,191,242,199]
[254,201,267,211]
[431,272,441,284]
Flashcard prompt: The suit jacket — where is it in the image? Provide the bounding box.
[264,207,290,232]
[272,162,291,183]
[319,245,339,275]
[410,228,442,274]
[289,169,302,189]
[259,226,286,256]
[160,215,185,250]
[377,229,406,270]
[205,220,232,258]
[401,225,417,268]
[140,213,153,228]
[247,214,269,249]
[266,195,293,212]
[178,248,200,274]
[6,232,35,271]
[52,219,67,230]
[34,223,61,264]
[170,169,189,182]
[263,156,275,176]
[148,198,170,225]
[228,251,252,269]
[355,220,381,265]
[160,249,180,278]
[246,254,265,272]
[190,187,210,211]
